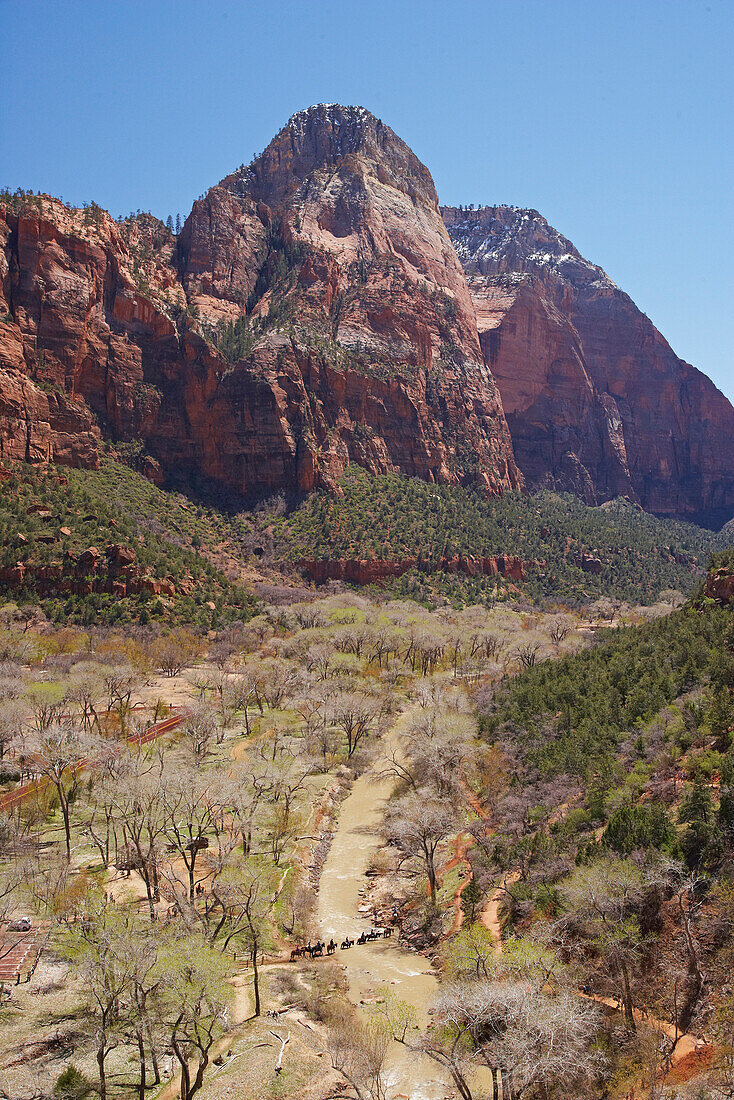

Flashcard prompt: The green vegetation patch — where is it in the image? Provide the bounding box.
[0,459,258,627]
[481,602,729,779]
[273,465,731,605]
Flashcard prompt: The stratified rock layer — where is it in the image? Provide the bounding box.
[2,107,732,529]
[0,106,521,500]
[443,205,734,528]
[0,543,176,599]
[300,553,526,585]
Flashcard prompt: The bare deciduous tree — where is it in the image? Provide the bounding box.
[159,935,232,1100]
[327,1014,390,1100]
[160,769,222,901]
[560,857,647,1030]
[181,704,219,761]
[385,791,456,905]
[23,724,89,860]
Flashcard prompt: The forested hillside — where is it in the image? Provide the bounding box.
[446,564,734,1096]
[482,599,730,779]
[273,465,731,605]
[0,458,258,627]
[4,459,729,626]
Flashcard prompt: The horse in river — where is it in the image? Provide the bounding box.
[291,929,394,960]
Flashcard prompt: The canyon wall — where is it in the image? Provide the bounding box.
[443,205,734,528]
[1,106,732,529]
[0,106,521,502]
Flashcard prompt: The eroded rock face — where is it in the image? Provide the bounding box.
[704,567,734,604]
[299,553,527,585]
[0,311,100,468]
[2,109,732,529]
[443,205,734,528]
[193,105,521,494]
[0,106,521,499]
[0,543,175,599]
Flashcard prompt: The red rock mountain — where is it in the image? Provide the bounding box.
[442,205,734,528]
[1,105,732,528]
[0,105,520,500]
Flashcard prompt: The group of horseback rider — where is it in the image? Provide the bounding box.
[290,926,392,961]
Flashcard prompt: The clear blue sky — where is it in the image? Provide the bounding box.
[2,0,732,400]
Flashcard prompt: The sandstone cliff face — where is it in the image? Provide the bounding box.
[0,106,520,501]
[0,210,101,467]
[300,553,526,586]
[443,205,734,528]
[189,104,521,494]
[704,566,734,604]
[2,109,732,530]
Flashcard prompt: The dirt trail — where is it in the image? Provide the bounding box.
[155,971,253,1100]
[578,992,710,1068]
[444,833,473,936]
[229,718,272,760]
[479,872,520,951]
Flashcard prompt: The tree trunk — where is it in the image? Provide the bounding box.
[619,959,637,1032]
[136,1030,146,1100]
[145,1016,161,1084]
[171,1017,191,1100]
[448,1065,474,1100]
[252,944,261,1016]
[145,873,157,921]
[426,857,437,905]
[679,894,705,1030]
[97,1040,107,1100]
[172,1035,190,1100]
[189,1043,211,1098]
[59,784,71,861]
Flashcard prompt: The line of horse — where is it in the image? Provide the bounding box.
[290,927,392,961]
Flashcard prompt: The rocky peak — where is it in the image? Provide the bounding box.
[221,103,437,211]
[442,204,609,289]
[443,204,734,528]
[3,113,732,525]
[0,110,522,501]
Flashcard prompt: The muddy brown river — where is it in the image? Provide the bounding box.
[317,737,455,1099]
